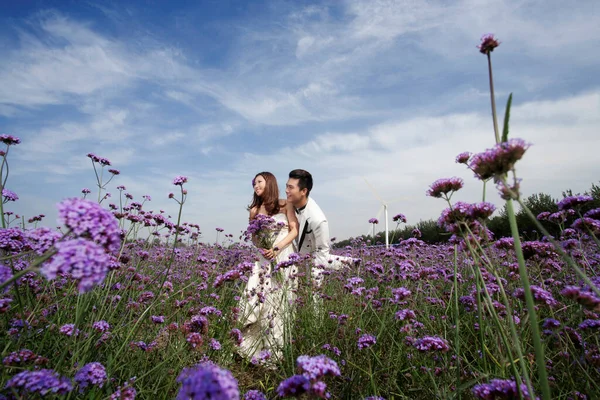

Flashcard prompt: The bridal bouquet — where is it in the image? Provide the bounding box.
[243,214,286,283]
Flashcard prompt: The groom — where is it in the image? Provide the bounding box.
[286,169,356,287]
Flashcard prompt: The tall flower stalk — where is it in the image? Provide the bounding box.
[478,34,551,400]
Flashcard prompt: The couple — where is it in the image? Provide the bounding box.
[237,169,354,364]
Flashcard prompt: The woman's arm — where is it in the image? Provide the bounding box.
[264,201,299,259]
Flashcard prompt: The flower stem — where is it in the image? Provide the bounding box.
[487,53,500,145]
[505,198,551,400]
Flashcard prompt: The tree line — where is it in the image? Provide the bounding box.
[333,182,600,248]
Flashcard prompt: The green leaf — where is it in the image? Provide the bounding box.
[501,93,513,143]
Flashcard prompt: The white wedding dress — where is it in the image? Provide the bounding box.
[237,212,298,363]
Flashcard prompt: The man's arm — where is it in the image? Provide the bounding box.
[312,219,356,271]
[312,219,333,268]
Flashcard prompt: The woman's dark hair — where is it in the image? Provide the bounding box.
[247,172,281,216]
[289,169,313,196]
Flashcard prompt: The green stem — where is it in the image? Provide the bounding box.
[506,199,551,400]
[487,52,500,145]
[452,245,461,400]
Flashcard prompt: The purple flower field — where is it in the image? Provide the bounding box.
[1,37,600,399]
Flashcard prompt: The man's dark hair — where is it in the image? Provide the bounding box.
[289,169,313,196]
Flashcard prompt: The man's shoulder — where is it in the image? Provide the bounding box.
[307,198,327,222]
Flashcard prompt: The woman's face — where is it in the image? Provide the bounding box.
[253,175,266,197]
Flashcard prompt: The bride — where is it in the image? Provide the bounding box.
[237,171,299,364]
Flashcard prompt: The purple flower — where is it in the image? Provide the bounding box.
[561,285,600,310]
[75,362,107,392]
[82,188,91,194]
[210,338,222,350]
[395,309,416,321]
[173,176,188,186]
[571,217,600,235]
[176,362,239,400]
[0,134,21,145]
[477,33,500,54]
[513,285,559,307]
[0,227,29,253]
[584,208,600,220]
[472,378,535,399]
[392,213,407,223]
[230,328,243,346]
[368,218,379,224]
[25,227,62,255]
[579,319,600,330]
[413,336,450,352]
[2,188,18,202]
[469,138,530,180]
[470,202,496,219]
[456,152,471,164]
[3,349,47,366]
[5,369,73,396]
[537,211,551,221]
[1,263,12,292]
[557,195,594,211]
[426,177,464,198]
[40,238,112,293]
[244,390,268,400]
[277,375,311,397]
[358,334,377,349]
[59,323,80,337]
[542,318,561,329]
[93,320,111,332]
[57,198,121,253]
[296,355,341,380]
[108,169,120,175]
[110,378,136,400]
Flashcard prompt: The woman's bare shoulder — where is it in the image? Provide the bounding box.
[249,206,258,219]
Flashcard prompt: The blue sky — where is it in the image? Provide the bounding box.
[1,0,599,243]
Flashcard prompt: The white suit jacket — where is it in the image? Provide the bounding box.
[295,197,349,271]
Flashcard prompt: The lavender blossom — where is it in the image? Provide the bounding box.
[25,227,62,255]
[296,354,341,380]
[557,195,594,211]
[173,176,188,186]
[426,177,464,198]
[5,369,73,396]
[392,213,407,223]
[579,319,600,330]
[514,285,559,307]
[1,264,12,292]
[110,378,136,399]
[0,134,21,145]
[477,33,500,54]
[40,238,112,293]
[57,198,121,253]
[456,152,471,164]
[244,390,268,400]
[176,362,239,400]
[413,336,450,352]
[358,334,377,349]
[368,218,379,224]
[2,188,18,202]
[469,139,530,180]
[0,227,29,253]
[472,378,535,399]
[75,362,107,391]
[277,375,310,397]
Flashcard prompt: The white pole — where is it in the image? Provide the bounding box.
[384,204,389,248]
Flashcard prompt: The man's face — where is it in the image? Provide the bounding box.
[286,178,306,206]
